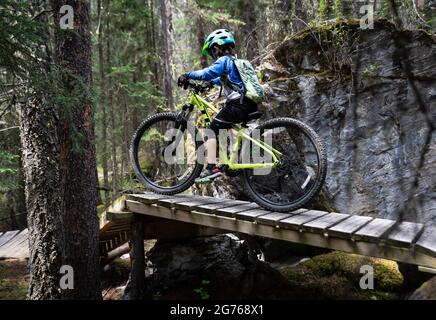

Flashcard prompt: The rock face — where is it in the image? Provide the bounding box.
[409,276,436,300]
[142,235,295,299]
[257,20,436,224]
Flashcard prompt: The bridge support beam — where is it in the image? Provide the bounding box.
[127,213,146,300]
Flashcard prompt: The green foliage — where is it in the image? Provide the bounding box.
[333,0,342,19]
[0,1,44,76]
[194,279,211,300]
[362,63,381,77]
[317,0,327,20]
[0,150,19,192]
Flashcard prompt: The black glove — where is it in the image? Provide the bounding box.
[177,74,189,88]
[200,81,214,91]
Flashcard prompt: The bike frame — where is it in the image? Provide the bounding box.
[188,91,282,171]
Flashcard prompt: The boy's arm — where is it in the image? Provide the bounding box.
[187,57,226,82]
[211,77,222,86]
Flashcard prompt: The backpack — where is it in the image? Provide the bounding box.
[232,57,264,103]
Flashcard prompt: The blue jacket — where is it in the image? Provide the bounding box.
[187,55,244,94]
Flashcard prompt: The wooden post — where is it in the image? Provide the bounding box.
[128,213,146,299]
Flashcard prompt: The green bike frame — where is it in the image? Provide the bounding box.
[187,92,282,171]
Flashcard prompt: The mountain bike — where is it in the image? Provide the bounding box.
[130,80,327,212]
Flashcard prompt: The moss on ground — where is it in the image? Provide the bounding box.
[281,251,403,300]
[0,259,29,300]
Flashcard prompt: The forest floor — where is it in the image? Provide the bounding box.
[0,257,129,300]
[0,243,412,300]
[0,259,29,299]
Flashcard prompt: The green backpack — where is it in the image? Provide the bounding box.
[230,57,265,103]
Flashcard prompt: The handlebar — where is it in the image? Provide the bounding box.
[179,80,212,94]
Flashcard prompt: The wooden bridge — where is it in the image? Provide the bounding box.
[100,193,436,270]
[2,192,435,273]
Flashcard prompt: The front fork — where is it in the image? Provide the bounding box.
[162,104,194,158]
[176,103,194,127]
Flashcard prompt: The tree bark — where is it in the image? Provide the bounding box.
[97,0,110,207]
[196,16,208,68]
[159,0,174,110]
[125,214,145,300]
[21,0,101,299]
[105,0,118,198]
[240,0,258,61]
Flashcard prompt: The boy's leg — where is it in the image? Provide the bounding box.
[205,137,217,165]
[195,120,227,183]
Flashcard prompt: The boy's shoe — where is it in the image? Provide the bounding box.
[195,165,223,184]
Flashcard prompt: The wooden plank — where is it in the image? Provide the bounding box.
[280,210,328,230]
[195,200,248,214]
[235,209,272,222]
[353,218,397,242]
[155,196,201,208]
[104,224,130,231]
[386,221,424,247]
[125,200,436,269]
[106,211,133,222]
[0,230,29,258]
[302,212,350,233]
[327,215,373,238]
[214,202,260,218]
[2,236,29,258]
[255,209,308,227]
[127,193,172,204]
[172,198,224,211]
[415,227,436,257]
[0,230,20,247]
[0,229,28,250]
[255,212,294,226]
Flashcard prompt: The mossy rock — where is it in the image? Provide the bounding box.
[281,251,404,299]
[303,252,403,291]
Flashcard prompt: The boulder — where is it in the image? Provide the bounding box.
[142,235,295,299]
[256,20,436,224]
[409,275,436,300]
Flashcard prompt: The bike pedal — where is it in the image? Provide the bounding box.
[195,178,212,185]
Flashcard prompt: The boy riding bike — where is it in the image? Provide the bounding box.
[177,29,261,184]
[130,29,326,211]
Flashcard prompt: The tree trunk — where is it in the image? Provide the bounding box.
[160,0,174,110]
[97,0,110,207]
[196,16,208,68]
[149,0,160,85]
[50,0,101,300]
[123,214,145,300]
[105,0,118,198]
[240,0,258,61]
[21,95,66,299]
[21,0,101,299]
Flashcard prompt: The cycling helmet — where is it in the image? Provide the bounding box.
[202,29,235,57]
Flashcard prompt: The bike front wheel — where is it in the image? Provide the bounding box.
[130,112,203,194]
[242,117,327,212]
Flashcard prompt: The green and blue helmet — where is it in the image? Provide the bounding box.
[202,29,235,57]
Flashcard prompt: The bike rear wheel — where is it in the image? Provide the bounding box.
[130,112,203,194]
[242,117,327,212]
